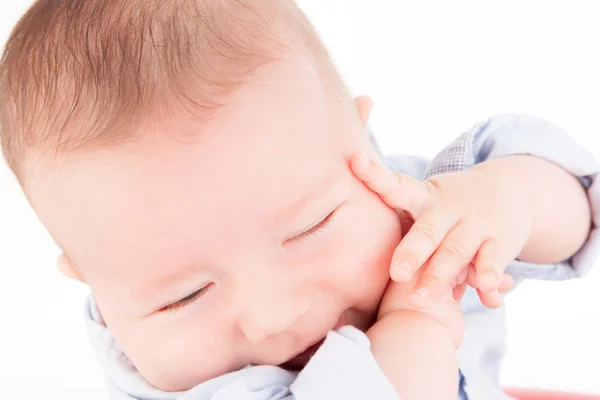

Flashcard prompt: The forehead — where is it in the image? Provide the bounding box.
[30,57,358,290]
[32,57,339,210]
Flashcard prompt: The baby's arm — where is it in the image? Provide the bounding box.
[367,309,458,400]
[366,271,464,400]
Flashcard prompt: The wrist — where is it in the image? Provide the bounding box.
[369,309,462,349]
[367,310,460,400]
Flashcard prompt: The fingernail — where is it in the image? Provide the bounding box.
[457,268,468,284]
[480,272,499,289]
[414,286,429,300]
[393,263,412,281]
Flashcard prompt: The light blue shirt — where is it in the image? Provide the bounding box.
[85,114,600,400]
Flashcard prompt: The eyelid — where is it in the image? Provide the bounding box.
[159,284,212,313]
[287,208,337,243]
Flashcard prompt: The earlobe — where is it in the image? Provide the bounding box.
[57,254,86,283]
[353,95,375,128]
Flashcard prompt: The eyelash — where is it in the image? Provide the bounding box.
[289,209,337,243]
[161,284,211,313]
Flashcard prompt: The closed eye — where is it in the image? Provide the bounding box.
[159,284,212,313]
[287,209,337,244]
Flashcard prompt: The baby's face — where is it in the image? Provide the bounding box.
[30,58,402,391]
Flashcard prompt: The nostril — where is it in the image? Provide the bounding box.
[242,326,269,344]
[239,308,304,343]
[239,315,286,344]
[239,315,269,343]
[238,288,314,343]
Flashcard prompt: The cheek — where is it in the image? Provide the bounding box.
[323,197,402,306]
[106,300,244,392]
[107,312,244,392]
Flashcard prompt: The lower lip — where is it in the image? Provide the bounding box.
[280,313,350,370]
[280,339,325,370]
[334,313,348,330]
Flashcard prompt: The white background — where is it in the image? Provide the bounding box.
[1,1,599,399]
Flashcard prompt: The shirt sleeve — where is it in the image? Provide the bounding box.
[424,114,600,283]
[371,126,431,181]
[287,327,400,400]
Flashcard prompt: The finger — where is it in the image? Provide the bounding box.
[453,281,468,301]
[469,272,512,307]
[476,273,513,308]
[466,264,479,288]
[350,152,432,219]
[474,238,517,292]
[467,270,513,292]
[476,275,513,308]
[390,209,458,282]
[477,288,503,308]
[499,273,514,293]
[454,267,469,288]
[415,223,481,294]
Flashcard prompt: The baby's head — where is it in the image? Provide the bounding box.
[1,0,402,391]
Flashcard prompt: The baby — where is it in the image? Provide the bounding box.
[1,1,599,399]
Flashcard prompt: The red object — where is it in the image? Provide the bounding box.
[505,389,600,399]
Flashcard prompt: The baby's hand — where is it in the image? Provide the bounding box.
[351,152,524,308]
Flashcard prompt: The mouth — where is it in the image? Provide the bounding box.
[279,338,325,370]
[278,313,349,370]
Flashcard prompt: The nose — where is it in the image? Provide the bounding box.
[238,284,311,343]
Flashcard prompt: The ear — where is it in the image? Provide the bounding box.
[57,254,86,283]
[353,95,375,128]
